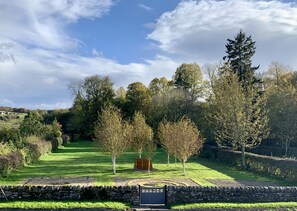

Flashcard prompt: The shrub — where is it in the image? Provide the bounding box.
[51,137,63,150]
[0,142,15,156]
[62,134,70,145]
[22,136,52,164]
[0,156,9,177]
[0,151,24,177]
[26,135,52,155]
[0,128,23,149]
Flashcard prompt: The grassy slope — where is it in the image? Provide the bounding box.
[0,112,26,129]
[0,140,287,186]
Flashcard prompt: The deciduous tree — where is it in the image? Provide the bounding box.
[158,118,204,175]
[93,107,132,174]
[173,63,205,101]
[131,112,153,158]
[209,69,269,168]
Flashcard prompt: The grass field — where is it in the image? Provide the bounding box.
[0,140,286,186]
[0,112,26,129]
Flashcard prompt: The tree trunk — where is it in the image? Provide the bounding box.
[241,145,247,169]
[148,158,151,175]
[182,160,186,175]
[167,153,170,165]
[285,138,289,157]
[112,157,116,174]
[175,156,177,167]
[139,151,142,158]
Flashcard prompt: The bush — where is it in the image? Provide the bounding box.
[0,152,24,177]
[22,136,52,164]
[0,128,23,149]
[62,134,70,145]
[26,135,52,155]
[0,156,9,177]
[50,137,63,150]
[0,142,15,156]
[201,145,297,182]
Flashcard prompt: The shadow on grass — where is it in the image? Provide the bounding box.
[192,157,292,186]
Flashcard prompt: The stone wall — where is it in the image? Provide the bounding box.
[166,186,297,204]
[0,186,140,205]
[1,185,297,205]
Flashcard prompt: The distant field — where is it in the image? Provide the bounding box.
[0,112,26,128]
[0,140,288,186]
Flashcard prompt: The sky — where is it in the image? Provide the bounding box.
[1,0,297,109]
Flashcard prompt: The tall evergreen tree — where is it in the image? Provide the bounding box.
[223,30,260,87]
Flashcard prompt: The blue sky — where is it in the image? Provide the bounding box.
[1,0,297,109]
[66,0,180,63]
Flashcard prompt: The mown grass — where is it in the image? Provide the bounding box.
[171,202,297,210]
[0,200,129,210]
[0,140,287,186]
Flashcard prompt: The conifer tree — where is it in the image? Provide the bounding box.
[223,30,260,87]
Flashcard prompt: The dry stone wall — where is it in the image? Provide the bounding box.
[0,186,140,205]
[166,186,297,204]
[1,185,297,205]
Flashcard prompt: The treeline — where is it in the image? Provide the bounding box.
[54,30,296,169]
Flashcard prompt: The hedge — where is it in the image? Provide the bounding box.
[248,146,297,158]
[201,145,297,182]
[50,137,63,150]
[0,152,24,177]
[0,137,52,177]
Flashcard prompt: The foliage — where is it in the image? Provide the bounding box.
[173,63,205,101]
[263,61,292,88]
[266,86,297,156]
[149,77,170,96]
[0,142,15,156]
[113,86,127,110]
[62,134,70,145]
[148,88,192,132]
[131,112,153,158]
[123,82,152,118]
[158,118,204,175]
[93,107,132,174]
[42,109,72,135]
[25,135,52,155]
[209,69,269,168]
[69,75,115,138]
[0,127,23,149]
[223,29,260,87]
[19,111,43,137]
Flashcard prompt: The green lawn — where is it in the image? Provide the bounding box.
[0,140,286,186]
[0,200,129,210]
[171,202,297,210]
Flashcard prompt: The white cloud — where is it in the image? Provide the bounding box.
[138,4,152,11]
[43,77,58,85]
[0,0,114,50]
[0,40,180,109]
[0,99,15,106]
[148,0,297,71]
[33,101,73,110]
